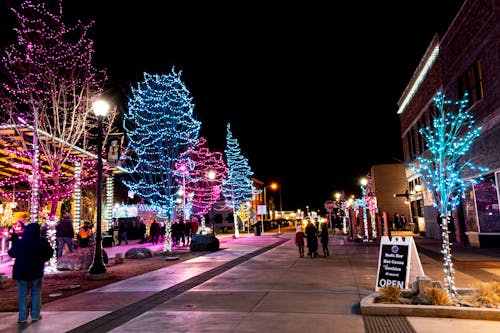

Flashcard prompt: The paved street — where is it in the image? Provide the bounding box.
[0,230,499,332]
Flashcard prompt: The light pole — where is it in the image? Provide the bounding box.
[207,170,216,234]
[87,99,109,279]
[262,182,278,231]
[176,163,189,221]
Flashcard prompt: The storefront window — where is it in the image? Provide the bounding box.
[464,184,478,232]
[474,173,500,233]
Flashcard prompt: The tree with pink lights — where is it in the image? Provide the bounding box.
[0,0,117,219]
[181,137,228,232]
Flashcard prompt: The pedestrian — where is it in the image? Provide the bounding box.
[305,220,318,258]
[150,219,160,245]
[8,222,54,324]
[78,221,93,248]
[190,216,199,239]
[393,213,403,231]
[319,222,329,257]
[184,219,192,245]
[139,219,147,244]
[56,212,74,258]
[117,219,128,245]
[295,225,306,258]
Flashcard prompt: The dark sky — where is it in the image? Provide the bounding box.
[0,1,465,213]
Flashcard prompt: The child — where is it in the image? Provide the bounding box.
[295,225,306,258]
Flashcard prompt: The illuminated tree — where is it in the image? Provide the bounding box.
[121,69,201,253]
[0,0,116,217]
[222,123,254,238]
[182,137,228,220]
[410,91,488,299]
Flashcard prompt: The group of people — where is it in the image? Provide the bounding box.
[295,220,329,258]
[136,217,200,246]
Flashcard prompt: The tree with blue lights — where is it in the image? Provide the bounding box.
[121,69,201,253]
[410,91,488,299]
[222,123,254,238]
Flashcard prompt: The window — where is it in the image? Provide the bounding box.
[458,59,484,105]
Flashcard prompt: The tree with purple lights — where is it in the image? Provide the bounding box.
[409,91,488,299]
[0,0,116,220]
[121,69,201,253]
[222,123,254,238]
[181,137,228,228]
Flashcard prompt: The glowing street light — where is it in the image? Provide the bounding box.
[87,99,110,279]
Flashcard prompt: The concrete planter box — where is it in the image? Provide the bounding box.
[360,291,500,321]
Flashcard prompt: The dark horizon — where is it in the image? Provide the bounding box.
[0,1,465,213]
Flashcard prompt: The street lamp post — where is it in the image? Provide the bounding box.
[87,99,110,279]
[207,170,216,234]
[262,182,278,232]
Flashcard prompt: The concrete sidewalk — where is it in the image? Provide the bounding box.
[0,232,499,332]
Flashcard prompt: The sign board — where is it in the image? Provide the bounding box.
[324,200,335,212]
[257,205,267,215]
[375,236,424,291]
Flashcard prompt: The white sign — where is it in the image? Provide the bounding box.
[257,205,267,215]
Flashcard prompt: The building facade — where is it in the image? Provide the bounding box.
[397,0,500,247]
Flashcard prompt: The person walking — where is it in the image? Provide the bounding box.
[56,212,74,258]
[319,222,329,257]
[139,219,147,244]
[150,219,160,245]
[305,220,318,258]
[295,225,306,258]
[117,219,128,245]
[8,223,54,324]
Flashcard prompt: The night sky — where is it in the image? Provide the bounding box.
[0,1,465,212]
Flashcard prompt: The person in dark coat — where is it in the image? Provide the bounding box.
[56,212,74,258]
[149,219,160,245]
[117,219,128,245]
[8,223,54,324]
[319,222,329,257]
[305,220,318,258]
[139,219,147,244]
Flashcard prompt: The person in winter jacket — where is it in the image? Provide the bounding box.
[56,212,74,258]
[8,223,54,324]
[295,225,306,258]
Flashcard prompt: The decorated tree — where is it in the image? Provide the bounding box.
[181,137,228,230]
[0,0,116,219]
[409,91,488,299]
[121,69,201,253]
[222,123,254,238]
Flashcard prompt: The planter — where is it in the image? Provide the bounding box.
[360,291,500,321]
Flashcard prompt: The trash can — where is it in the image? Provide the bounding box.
[102,235,113,247]
[254,223,261,236]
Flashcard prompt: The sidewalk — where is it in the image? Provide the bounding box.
[0,231,499,332]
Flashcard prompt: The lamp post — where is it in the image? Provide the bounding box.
[87,99,109,279]
[207,170,216,234]
[175,163,189,221]
[262,182,278,231]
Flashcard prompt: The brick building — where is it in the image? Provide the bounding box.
[397,0,500,247]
